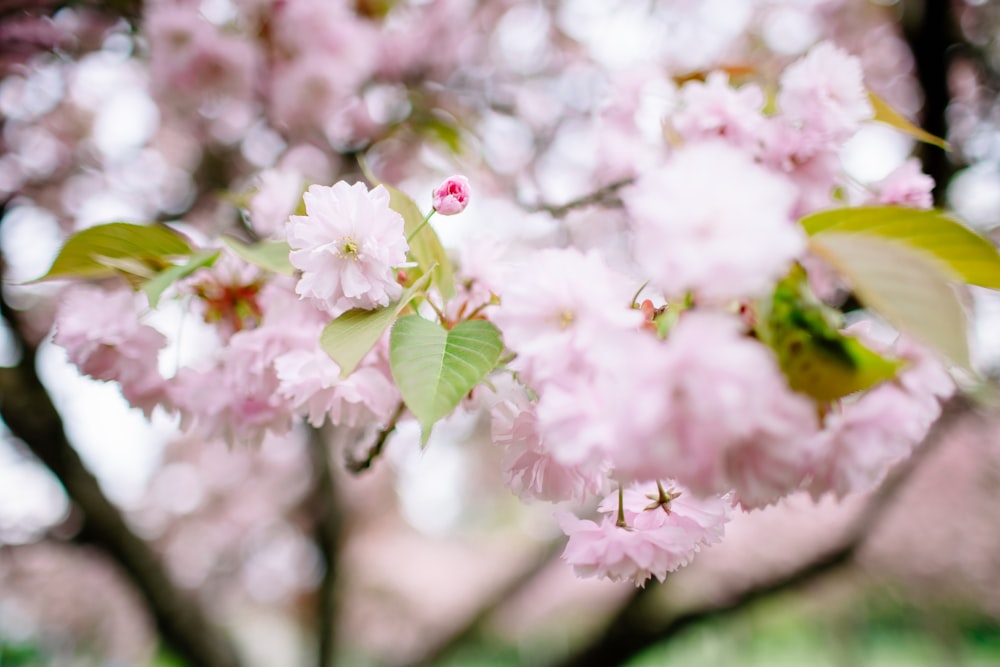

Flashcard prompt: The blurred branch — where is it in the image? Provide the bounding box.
[307,426,345,667]
[0,268,242,667]
[903,0,960,206]
[549,395,974,667]
[398,539,566,667]
[527,177,635,219]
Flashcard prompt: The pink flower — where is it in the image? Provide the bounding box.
[490,248,643,387]
[625,141,805,302]
[248,168,303,239]
[807,333,953,500]
[181,248,266,340]
[777,42,873,143]
[491,398,609,502]
[168,330,293,445]
[607,313,819,508]
[287,181,408,317]
[871,159,934,209]
[275,348,398,429]
[558,482,731,586]
[672,72,766,152]
[431,175,471,215]
[53,285,168,416]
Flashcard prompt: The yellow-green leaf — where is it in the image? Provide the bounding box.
[35,222,193,282]
[761,267,904,402]
[390,316,503,445]
[141,249,221,308]
[801,206,1000,289]
[221,237,294,276]
[868,90,949,150]
[320,270,433,378]
[809,233,970,369]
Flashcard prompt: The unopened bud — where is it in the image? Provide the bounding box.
[431,175,471,215]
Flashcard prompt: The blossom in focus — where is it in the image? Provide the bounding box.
[625,141,804,302]
[559,482,731,586]
[53,285,168,416]
[431,175,471,215]
[287,181,408,317]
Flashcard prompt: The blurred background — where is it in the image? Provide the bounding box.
[3,0,1000,665]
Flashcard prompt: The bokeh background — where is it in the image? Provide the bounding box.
[3,0,1000,665]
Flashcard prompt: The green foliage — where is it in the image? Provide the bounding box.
[320,270,433,378]
[221,236,295,275]
[810,232,971,369]
[760,268,903,402]
[389,315,503,444]
[35,222,193,282]
[141,249,221,307]
[801,206,1000,289]
[868,91,950,150]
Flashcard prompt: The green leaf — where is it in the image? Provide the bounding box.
[141,249,221,308]
[809,233,971,369]
[390,315,504,444]
[357,156,456,299]
[801,206,1000,289]
[868,90,949,150]
[221,237,294,275]
[35,222,193,281]
[761,267,904,402]
[320,270,434,378]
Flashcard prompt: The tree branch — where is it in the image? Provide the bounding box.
[548,395,974,667]
[528,178,635,219]
[903,0,960,206]
[0,287,242,667]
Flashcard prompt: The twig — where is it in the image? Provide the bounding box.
[345,402,406,473]
[548,395,974,667]
[529,177,635,219]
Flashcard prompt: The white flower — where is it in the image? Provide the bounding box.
[287,181,408,316]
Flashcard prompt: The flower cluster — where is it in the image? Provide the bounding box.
[481,42,954,586]
[47,41,957,590]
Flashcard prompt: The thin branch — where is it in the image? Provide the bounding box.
[345,401,406,473]
[549,395,974,667]
[528,178,635,219]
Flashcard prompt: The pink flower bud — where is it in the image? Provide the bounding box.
[431,175,471,215]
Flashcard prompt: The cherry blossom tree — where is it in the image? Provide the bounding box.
[2,1,1000,666]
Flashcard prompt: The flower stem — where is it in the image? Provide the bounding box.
[616,485,627,528]
[407,210,435,243]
